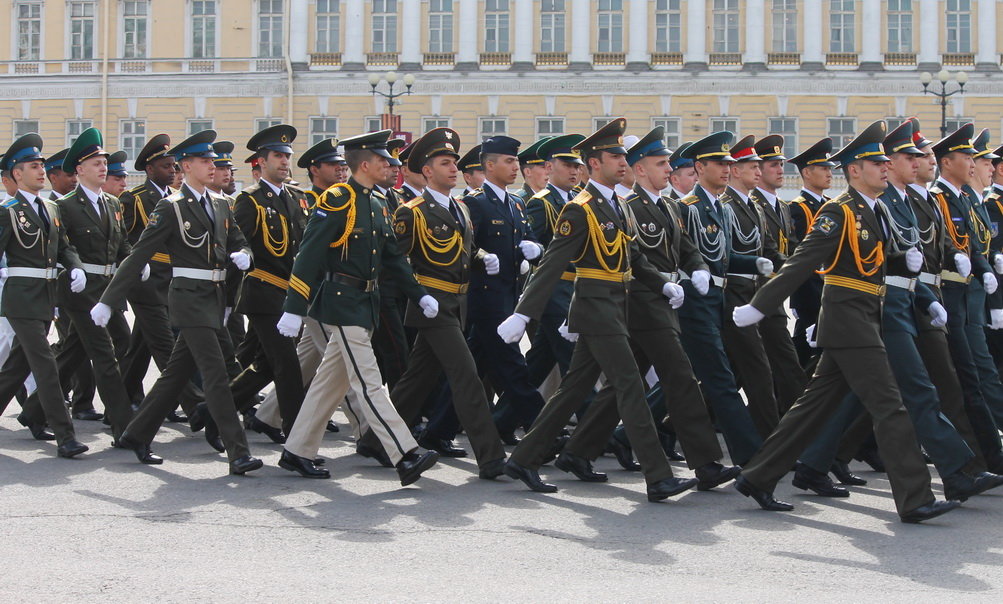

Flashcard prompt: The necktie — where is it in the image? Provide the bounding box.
[713,197,723,215]
[610,196,625,222]
[449,200,464,229]
[201,195,215,227]
[35,200,50,232]
[654,197,671,220]
[748,199,757,215]
[874,204,890,240]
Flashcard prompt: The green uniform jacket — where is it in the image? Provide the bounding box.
[56,187,132,311]
[0,192,83,320]
[100,183,252,329]
[514,182,669,336]
[283,177,426,329]
[120,180,172,306]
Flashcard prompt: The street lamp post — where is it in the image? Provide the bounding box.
[368,71,416,132]
[920,69,968,139]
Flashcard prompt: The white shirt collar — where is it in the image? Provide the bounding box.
[374,185,387,196]
[614,183,633,199]
[424,187,453,208]
[669,186,689,199]
[937,177,962,198]
[756,186,777,208]
[403,182,422,198]
[641,187,663,203]
[18,190,38,204]
[79,184,102,204]
[697,184,721,202]
[857,190,879,210]
[260,178,283,196]
[729,187,750,204]
[891,184,907,200]
[908,183,930,199]
[801,189,824,203]
[552,184,572,201]
[183,180,207,198]
[484,179,509,202]
[968,185,984,203]
[149,180,168,199]
[588,179,616,202]
[993,182,1003,194]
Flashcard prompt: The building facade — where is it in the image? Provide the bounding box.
[1,0,1001,189]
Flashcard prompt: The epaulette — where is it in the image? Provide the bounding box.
[680,194,700,206]
[392,187,404,195]
[285,183,305,194]
[623,191,643,205]
[127,184,147,195]
[463,187,483,199]
[241,182,262,195]
[829,191,854,206]
[790,195,809,206]
[371,189,386,200]
[529,189,550,202]
[1,198,18,208]
[569,190,592,205]
[404,197,425,209]
[166,190,185,202]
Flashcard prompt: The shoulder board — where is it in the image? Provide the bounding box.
[371,189,386,199]
[315,182,355,212]
[680,194,700,206]
[789,195,808,206]
[392,187,404,195]
[285,183,304,194]
[529,189,550,202]
[166,191,185,202]
[128,184,147,194]
[242,182,262,195]
[465,187,483,197]
[1,198,18,208]
[404,197,425,209]
[928,185,945,196]
[828,192,854,206]
[623,191,643,205]
[569,190,592,205]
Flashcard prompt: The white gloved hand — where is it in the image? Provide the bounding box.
[755,257,774,276]
[483,253,500,275]
[0,267,7,282]
[927,301,948,328]
[419,294,439,318]
[995,254,1003,274]
[140,263,151,282]
[791,308,799,320]
[662,282,685,309]
[519,260,531,275]
[806,323,818,348]
[229,251,251,271]
[69,268,86,293]
[519,240,542,261]
[732,304,765,327]
[905,247,923,273]
[954,253,972,278]
[984,272,999,295]
[690,269,711,296]
[558,320,578,343]
[90,302,112,327]
[276,312,303,337]
[223,307,232,324]
[990,309,1003,330]
[497,313,530,344]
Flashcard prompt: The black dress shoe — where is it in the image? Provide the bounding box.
[555,452,608,482]
[314,457,326,466]
[647,476,698,501]
[247,416,286,444]
[189,403,207,433]
[606,436,642,471]
[72,409,104,421]
[326,420,340,433]
[854,447,886,472]
[396,449,439,486]
[56,439,89,459]
[830,461,867,485]
[417,433,467,457]
[116,433,163,464]
[658,431,685,461]
[503,459,558,493]
[500,431,521,446]
[203,415,225,453]
[356,442,394,467]
[478,458,507,480]
[230,455,264,475]
[943,471,1003,502]
[279,449,330,478]
[22,421,55,441]
[792,463,850,497]
[539,434,570,466]
[166,409,189,423]
[734,475,794,511]
[695,462,742,491]
[900,499,961,524]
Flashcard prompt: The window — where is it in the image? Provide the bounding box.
[372,0,397,53]
[69,1,96,60]
[887,0,913,53]
[540,0,566,53]
[654,0,681,53]
[191,0,217,58]
[255,118,282,132]
[13,120,39,137]
[484,0,509,53]
[364,116,382,132]
[593,117,617,132]
[827,118,856,150]
[710,117,738,133]
[944,117,971,135]
[829,0,855,53]
[597,0,623,53]
[310,117,338,145]
[315,0,340,53]
[479,117,508,140]
[66,120,93,147]
[536,117,565,138]
[771,0,797,53]
[122,1,149,59]
[885,117,908,132]
[120,120,146,168]
[652,118,681,150]
[16,2,42,61]
[187,119,214,135]
[946,0,971,54]
[422,117,451,133]
[428,0,453,53]
[258,0,284,58]
[768,117,798,174]
[712,0,739,53]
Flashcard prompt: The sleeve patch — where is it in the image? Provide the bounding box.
[557,219,572,236]
[394,220,407,234]
[814,215,837,235]
[147,212,161,228]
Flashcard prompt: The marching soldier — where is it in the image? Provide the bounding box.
[45,148,76,200]
[397,143,425,201]
[458,144,485,196]
[666,142,696,201]
[103,151,129,197]
[516,137,551,202]
[208,141,236,199]
[297,137,343,203]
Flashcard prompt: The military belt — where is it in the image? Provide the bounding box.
[726,273,757,281]
[679,270,726,288]
[248,268,289,290]
[5,267,58,280]
[326,272,376,292]
[824,274,886,296]
[173,267,227,282]
[80,262,117,276]
[940,270,972,284]
[884,275,917,292]
[416,274,469,294]
[575,267,632,283]
[918,272,942,287]
[659,271,680,283]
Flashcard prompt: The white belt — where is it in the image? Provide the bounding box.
[918,272,942,287]
[5,267,58,280]
[81,262,116,276]
[727,273,758,280]
[660,271,680,283]
[680,270,726,288]
[172,267,227,282]
[884,275,917,291]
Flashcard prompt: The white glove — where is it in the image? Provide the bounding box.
[806,323,818,348]
[483,253,500,275]
[791,308,799,320]
[732,304,765,327]
[90,302,112,327]
[984,272,999,295]
[229,251,251,271]
[690,269,711,296]
[558,320,578,343]
[519,260,531,275]
[223,307,232,324]
[927,301,948,328]
[519,240,542,261]
[955,253,972,278]
[140,263,151,282]
[755,257,774,277]
[995,254,1003,274]
[905,247,923,273]
[69,268,86,293]
[990,309,1003,330]
[419,294,439,318]
[276,312,303,337]
[497,313,529,344]
[0,267,7,282]
[662,282,685,309]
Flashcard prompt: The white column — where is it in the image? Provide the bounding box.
[977,0,998,66]
[401,0,421,65]
[457,0,478,64]
[802,0,823,65]
[343,0,364,65]
[289,0,309,64]
[569,0,591,65]
[626,0,649,65]
[744,0,766,64]
[860,0,882,65]
[918,0,940,66]
[683,0,706,66]
[512,0,534,64]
